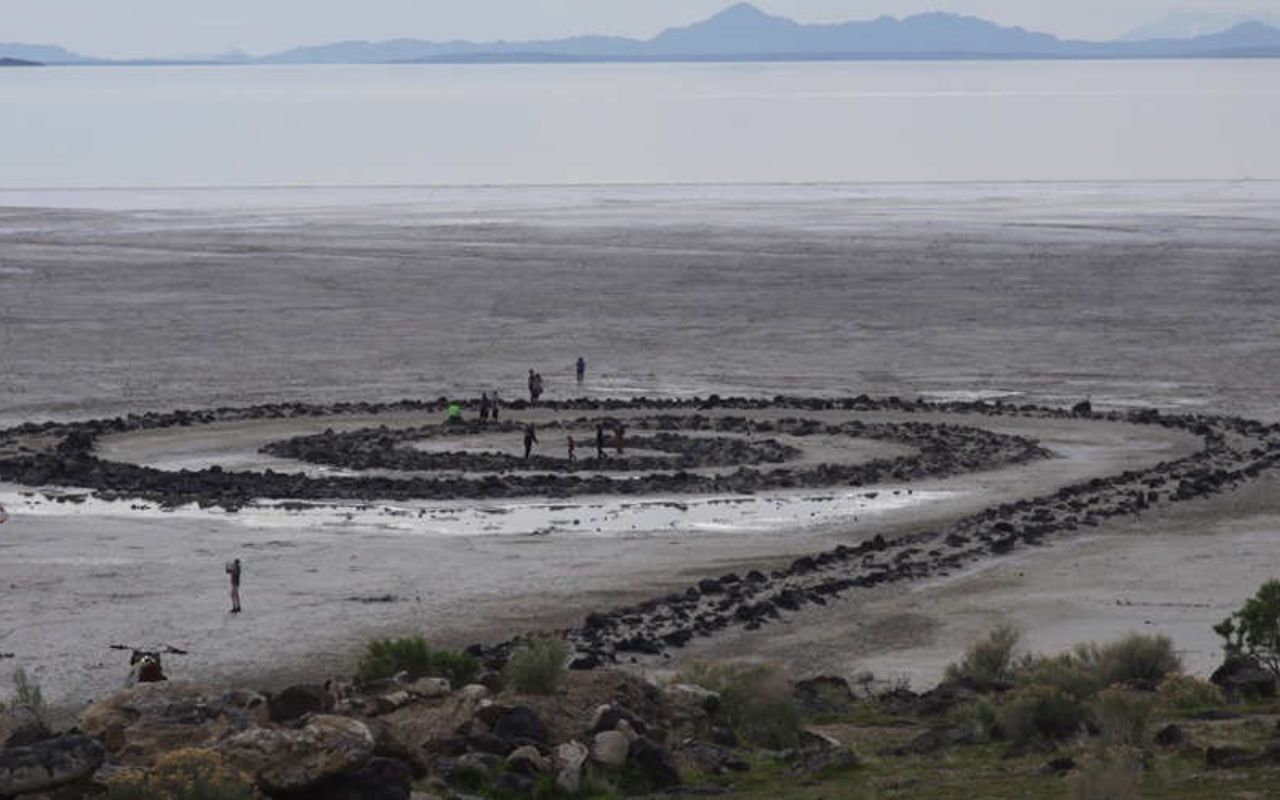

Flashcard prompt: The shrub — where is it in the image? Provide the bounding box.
[1068,752,1142,800]
[106,749,259,800]
[1093,689,1154,747]
[1157,674,1225,710]
[7,668,47,721]
[944,625,1021,691]
[996,685,1089,748]
[676,661,805,750]
[356,636,480,687]
[1018,653,1105,701]
[504,637,569,695]
[1093,634,1181,688]
[1015,634,1180,700]
[1215,580,1280,677]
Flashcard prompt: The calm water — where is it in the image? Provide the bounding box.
[2,60,1280,189]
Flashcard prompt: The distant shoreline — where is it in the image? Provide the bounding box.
[14,51,1280,68]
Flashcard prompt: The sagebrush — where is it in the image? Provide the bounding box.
[504,637,569,695]
[356,636,479,687]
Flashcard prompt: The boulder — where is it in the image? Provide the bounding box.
[506,745,550,776]
[268,684,332,723]
[1210,655,1277,700]
[590,730,631,767]
[309,756,414,800]
[491,707,549,748]
[675,742,750,775]
[554,741,588,794]
[627,738,681,789]
[793,675,854,716]
[79,682,268,764]
[218,714,375,794]
[0,734,105,797]
[663,683,720,715]
[0,706,50,749]
[408,678,451,699]
[1154,724,1188,749]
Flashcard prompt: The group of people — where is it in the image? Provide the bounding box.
[525,421,625,461]
[478,391,501,421]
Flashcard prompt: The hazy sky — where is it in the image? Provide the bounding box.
[5,0,1280,58]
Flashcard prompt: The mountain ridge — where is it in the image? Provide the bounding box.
[5,4,1280,66]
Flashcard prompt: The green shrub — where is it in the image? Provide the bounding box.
[1015,634,1180,701]
[1093,688,1154,747]
[1157,674,1225,710]
[1093,634,1181,687]
[944,625,1021,691]
[356,636,479,687]
[1068,752,1142,800]
[107,749,259,800]
[676,661,805,750]
[1018,652,1105,701]
[504,637,569,695]
[6,668,47,721]
[1215,580,1280,677]
[996,685,1089,748]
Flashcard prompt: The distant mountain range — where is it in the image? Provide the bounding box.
[0,57,41,67]
[7,3,1280,66]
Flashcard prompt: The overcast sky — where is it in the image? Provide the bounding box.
[5,0,1280,58]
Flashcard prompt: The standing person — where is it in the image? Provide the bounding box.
[446,402,462,423]
[534,372,544,402]
[567,435,576,462]
[523,424,539,460]
[615,424,626,456]
[576,357,586,383]
[491,390,501,421]
[226,558,242,614]
[528,369,538,404]
[479,392,491,422]
[595,423,607,460]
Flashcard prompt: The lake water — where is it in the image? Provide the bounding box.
[2,59,1279,192]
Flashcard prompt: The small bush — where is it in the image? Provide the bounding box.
[504,637,569,695]
[1094,634,1181,688]
[676,661,805,750]
[1093,688,1154,747]
[944,625,1021,691]
[107,749,259,800]
[356,636,479,687]
[1068,752,1142,800]
[4,668,47,722]
[1157,674,1225,710]
[1018,653,1105,701]
[996,685,1089,748]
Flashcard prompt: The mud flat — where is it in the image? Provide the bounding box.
[5,393,1277,712]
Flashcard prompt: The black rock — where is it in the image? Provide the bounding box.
[628,738,682,789]
[309,757,413,800]
[1210,655,1277,700]
[268,684,331,723]
[1154,724,1187,748]
[492,707,549,747]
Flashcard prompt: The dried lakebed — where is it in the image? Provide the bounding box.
[3,395,1279,675]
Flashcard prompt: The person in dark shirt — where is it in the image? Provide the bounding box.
[479,392,491,422]
[523,424,539,459]
[596,423,607,460]
[576,357,586,383]
[226,558,242,614]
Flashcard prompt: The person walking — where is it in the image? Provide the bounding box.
[567,435,576,462]
[576,356,586,383]
[226,558,242,614]
[595,423,607,460]
[523,424,539,460]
